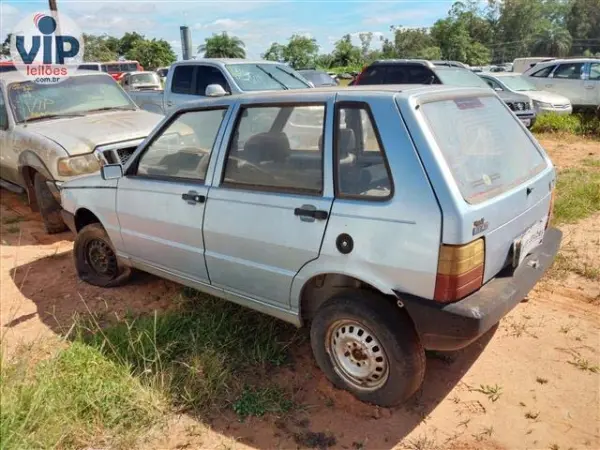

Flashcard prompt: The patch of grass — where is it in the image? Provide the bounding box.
[4,225,20,233]
[76,289,302,414]
[0,342,165,450]
[549,253,600,281]
[232,386,293,421]
[536,377,549,384]
[1,216,25,225]
[552,169,600,225]
[471,384,502,402]
[568,357,599,373]
[532,112,600,138]
[404,435,439,450]
[582,158,600,168]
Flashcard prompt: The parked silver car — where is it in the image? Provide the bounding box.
[60,85,561,406]
[0,71,162,233]
[479,72,572,115]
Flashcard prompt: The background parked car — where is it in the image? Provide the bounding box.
[478,72,572,115]
[297,69,339,86]
[353,60,537,127]
[0,71,162,233]
[121,71,162,92]
[128,59,313,115]
[522,58,600,111]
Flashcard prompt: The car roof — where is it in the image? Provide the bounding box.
[174,84,494,111]
[479,72,521,77]
[0,70,112,84]
[174,58,286,66]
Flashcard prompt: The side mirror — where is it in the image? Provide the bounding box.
[101,164,123,180]
[205,84,227,97]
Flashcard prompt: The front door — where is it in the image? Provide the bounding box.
[550,61,587,106]
[203,99,334,307]
[116,106,230,283]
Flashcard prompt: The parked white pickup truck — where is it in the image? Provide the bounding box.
[128,58,313,115]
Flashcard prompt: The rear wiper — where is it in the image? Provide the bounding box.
[22,113,85,124]
[255,65,288,90]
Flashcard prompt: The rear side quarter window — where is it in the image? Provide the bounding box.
[334,103,393,200]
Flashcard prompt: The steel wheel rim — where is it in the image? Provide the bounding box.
[326,319,389,391]
[85,239,118,278]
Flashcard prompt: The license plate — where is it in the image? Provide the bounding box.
[521,118,531,127]
[513,216,547,267]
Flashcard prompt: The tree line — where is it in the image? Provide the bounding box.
[202,0,600,69]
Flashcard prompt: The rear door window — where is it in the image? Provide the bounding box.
[358,66,385,85]
[172,66,195,94]
[420,96,547,204]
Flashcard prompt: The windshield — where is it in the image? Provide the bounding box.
[436,67,491,89]
[498,75,537,91]
[8,74,135,123]
[421,95,547,204]
[131,73,160,85]
[226,63,310,91]
[299,71,336,86]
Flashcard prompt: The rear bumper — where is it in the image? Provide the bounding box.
[397,227,562,351]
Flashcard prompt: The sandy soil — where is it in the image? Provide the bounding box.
[1,135,599,450]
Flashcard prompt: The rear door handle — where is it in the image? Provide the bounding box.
[182,191,205,204]
[294,206,328,221]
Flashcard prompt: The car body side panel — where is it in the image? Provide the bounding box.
[292,92,442,307]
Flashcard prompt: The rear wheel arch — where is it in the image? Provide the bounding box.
[299,272,411,324]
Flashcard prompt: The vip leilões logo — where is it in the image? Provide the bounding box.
[10,12,84,83]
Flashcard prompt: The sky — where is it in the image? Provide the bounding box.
[0,0,457,60]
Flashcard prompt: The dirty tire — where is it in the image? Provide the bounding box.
[33,172,67,234]
[74,223,131,287]
[310,290,425,407]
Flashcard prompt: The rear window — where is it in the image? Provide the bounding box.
[421,95,547,204]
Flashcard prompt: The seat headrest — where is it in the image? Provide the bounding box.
[243,132,290,163]
[318,128,356,156]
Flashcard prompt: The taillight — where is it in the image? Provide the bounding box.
[434,239,485,303]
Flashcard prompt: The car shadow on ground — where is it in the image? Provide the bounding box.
[9,250,496,450]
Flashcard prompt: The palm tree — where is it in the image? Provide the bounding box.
[531,26,572,57]
[197,32,246,58]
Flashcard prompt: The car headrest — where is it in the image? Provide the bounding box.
[318,128,356,157]
[243,132,290,164]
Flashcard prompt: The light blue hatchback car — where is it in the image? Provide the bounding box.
[60,85,561,406]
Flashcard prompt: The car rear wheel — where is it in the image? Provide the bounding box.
[74,223,131,287]
[310,290,425,406]
[33,172,67,234]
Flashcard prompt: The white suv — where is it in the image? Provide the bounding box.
[522,58,599,110]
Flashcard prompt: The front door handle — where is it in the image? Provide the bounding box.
[182,191,205,204]
[294,206,328,221]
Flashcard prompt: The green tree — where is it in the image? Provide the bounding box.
[82,34,118,62]
[127,39,176,70]
[567,0,600,55]
[531,25,573,57]
[198,32,246,58]
[358,32,373,60]
[262,42,284,61]
[391,26,436,58]
[331,34,362,67]
[281,34,319,69]
[118,32,145,56]
[315,53,334,69]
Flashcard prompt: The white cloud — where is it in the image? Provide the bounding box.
[76,14,155,33]
[362,8,437,26]
[194,18,250,32]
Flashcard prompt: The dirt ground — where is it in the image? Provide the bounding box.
[1,135,599,450]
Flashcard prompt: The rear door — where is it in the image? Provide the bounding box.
[203,94,334,308]
[406,94,555,281]
[584,61,600,106]
[165,65,196,114]
[549,62,587,106]
[116,106,230,283]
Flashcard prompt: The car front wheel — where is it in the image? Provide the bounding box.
[310,290,425,406]
[74,223,131,287]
